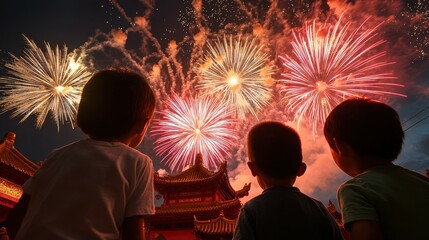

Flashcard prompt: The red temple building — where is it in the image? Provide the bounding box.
[0,132,39,222]
[149,153,250,240]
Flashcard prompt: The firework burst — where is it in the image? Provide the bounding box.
[151,95,237,172]
[0,36,92,130]
[196,35,275,119]
[280,17,406,134]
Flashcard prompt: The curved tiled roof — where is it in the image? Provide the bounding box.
[0,132,39,176]
[154,154,226,185]
[234,183,251,198]
[194,211,236,238]
[155,198,241,216]
[154,153,251,199]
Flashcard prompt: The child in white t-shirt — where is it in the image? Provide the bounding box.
[6,69,156,240]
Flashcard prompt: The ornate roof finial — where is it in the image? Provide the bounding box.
[327,200,336,212]
[219,210,224,218]
[3,132,16,147]
[195,153,204,166]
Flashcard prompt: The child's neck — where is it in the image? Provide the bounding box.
[89,135,132,146]
[259,175,296,190]
[356,157,393,175]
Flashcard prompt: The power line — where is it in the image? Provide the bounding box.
[404,113,429,132]
[402,105,429,125]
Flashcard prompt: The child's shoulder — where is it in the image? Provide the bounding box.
[248,186,315,205]
[360,164,424,179]
[340,164,429,193]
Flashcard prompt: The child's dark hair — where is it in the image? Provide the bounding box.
[247,121,302,178]
[324,98,404,162]
[77,69,155,139]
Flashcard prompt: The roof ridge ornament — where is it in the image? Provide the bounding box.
[219,209,224,218]
[3,132,16,148]
[195,153,204,166]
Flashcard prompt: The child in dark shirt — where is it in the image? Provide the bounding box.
[234,121,343,240]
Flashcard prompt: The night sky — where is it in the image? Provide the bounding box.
[0,0,428,204]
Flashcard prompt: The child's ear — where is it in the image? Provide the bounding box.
[247,161,259,177]
[334,138,354,157]
[333,138,344,155]
[135,118,150,134]
[297,162,307,177]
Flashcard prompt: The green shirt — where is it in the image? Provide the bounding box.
[339,164,429,240]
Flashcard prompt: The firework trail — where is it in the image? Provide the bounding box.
[196,35,275,119]
[280,17,406,135]
[83,0,292,108]
[0,36,92,130]
[81,0,306,168]
[151,95,237,172]
[83,1,410,170]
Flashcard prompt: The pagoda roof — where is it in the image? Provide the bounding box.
[154,154,224,185]
[194,210,236,238]
[0,132,39,176]
[154,198,241,221]
[231,183,251,199]
[155,153,250,199]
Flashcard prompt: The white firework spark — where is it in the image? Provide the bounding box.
[0,36,92,130]
[196,35,275,119]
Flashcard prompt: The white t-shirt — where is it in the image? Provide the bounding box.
[16,139,155,240]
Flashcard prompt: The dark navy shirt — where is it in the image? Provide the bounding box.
[233,186,343,240]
